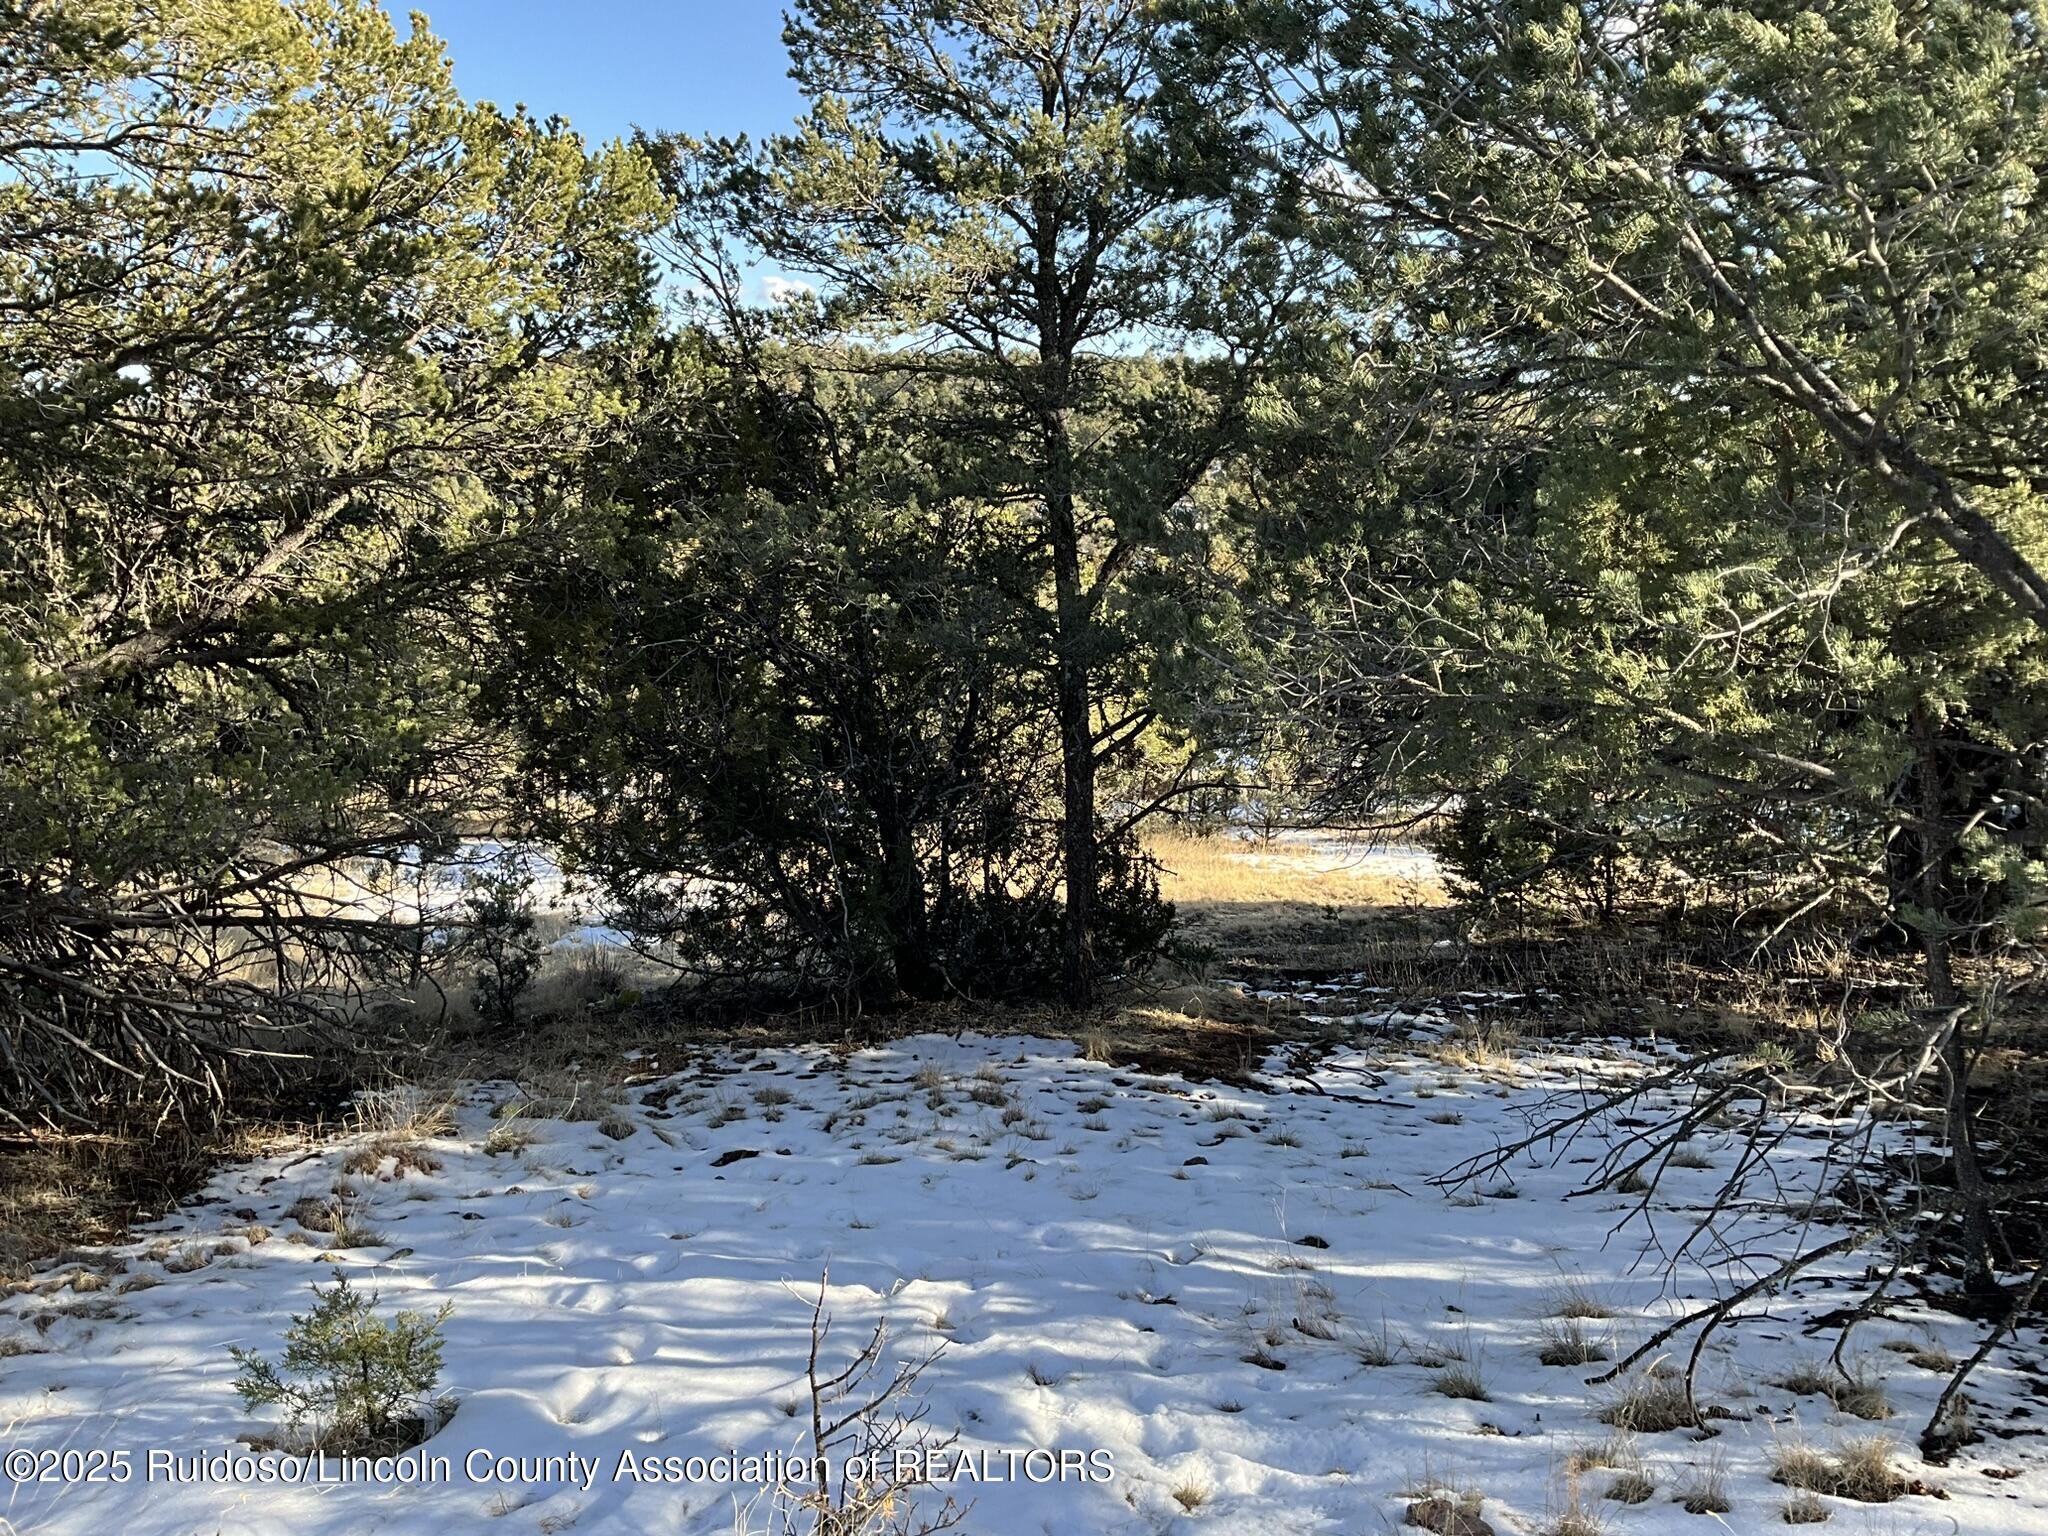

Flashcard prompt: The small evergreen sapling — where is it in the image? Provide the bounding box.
[230,1273,453,1451]
[459,858,542,1031]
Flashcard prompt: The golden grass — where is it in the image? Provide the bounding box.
[1146,828,1446,911]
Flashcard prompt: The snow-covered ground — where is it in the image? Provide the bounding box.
[4,1013,2042,1536]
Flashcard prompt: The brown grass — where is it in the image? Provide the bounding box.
[1771,1436,1914,1503]
[1539,1316,1610,1367]
[0,1110,329,1272]
[1144,827,1447,975]
[341,1137,444,1180]
[1772,1361,1893,1421]
[1674,1451,1732,1514]
[1147,828,1446,912]
[1598,1371,1702,1433]
[1782,1491,1830,1524]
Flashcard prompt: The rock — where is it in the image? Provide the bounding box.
[1295,1233,1329,1249]
[710,1148,761,1168]
[1404,1497,1494,1536]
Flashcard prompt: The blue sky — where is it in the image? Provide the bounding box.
[402,3,806,146]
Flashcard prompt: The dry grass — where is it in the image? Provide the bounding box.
[1563,1436,1631,1478]
[161,1243,213,1274]
[1882,1336,1956,1373]
[1548,1277,1617,1321]
[345,1086,456,1140]
[1598,1370,1702,1433]
[1421,1020,1528,1079]
[283,1194,383,1249]
[1606,1467,1655,1505]
[1563,1434,1653,1510]
[1431,1361,1491,1401]
[341,1136,443,1180]
[1771,1436,1914,1503]
[1539,1316,1610,1367]
[1772,1361,1892,1421]
[1782,1491,1830,1524]
[1144,827,1446,975]
[1355,1317,1403,1367]
[483,1119,538,1156]
[1540,1492,1608,1536]
[1147,828,1445,911]
[0,1110,322,1271]
[1674,1451,1732,1514]
[1401,1483,1490,1536]
[496,1069,623,1125]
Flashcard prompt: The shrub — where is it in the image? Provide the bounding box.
[456,860,542,1031]
[230,1273,453,1452]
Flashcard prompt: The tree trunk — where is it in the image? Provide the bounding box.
[1047,410,1097,1008]
[1027,150,1098,1011]
[1911,709,2000,1297]
[878,800,941,1001]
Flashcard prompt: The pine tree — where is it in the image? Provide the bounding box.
[673,0,1306,1004]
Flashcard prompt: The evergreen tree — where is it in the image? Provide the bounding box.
[673,0,1309,1004]
[1191,0,2048,1302]
[0,0,664,1127]
[487,291,1178,1006]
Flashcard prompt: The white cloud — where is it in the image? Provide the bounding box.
[759,273,815,305]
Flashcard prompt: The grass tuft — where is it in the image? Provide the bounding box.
[1772,1361,1892,1421]
[1431,1361,1490,1402]
[1781,1491,1830,1524]
[483,1121,537,1156]
[1539,1316,1610,1367]
[1771,1436,1913,1504]
[1606,1468,1655,1505]
[1599,1370,1701,1433]
[1549,1277,1616,1320]
[1674,1451,1731,1514]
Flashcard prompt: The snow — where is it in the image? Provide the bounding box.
[4,1019,2043,1536]
[1213,830,1441,882]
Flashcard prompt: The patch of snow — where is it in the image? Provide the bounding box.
[2,1033,2037,1536]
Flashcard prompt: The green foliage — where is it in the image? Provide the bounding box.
[456,861,542,1031]
[0,0,664,1127]
[651,0,1302,1004]
[488,328,1173,1002]
[1195,0,2048,946]
[230,1272,453,1451]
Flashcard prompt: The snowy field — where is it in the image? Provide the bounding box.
[4,1007,2043,1536]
